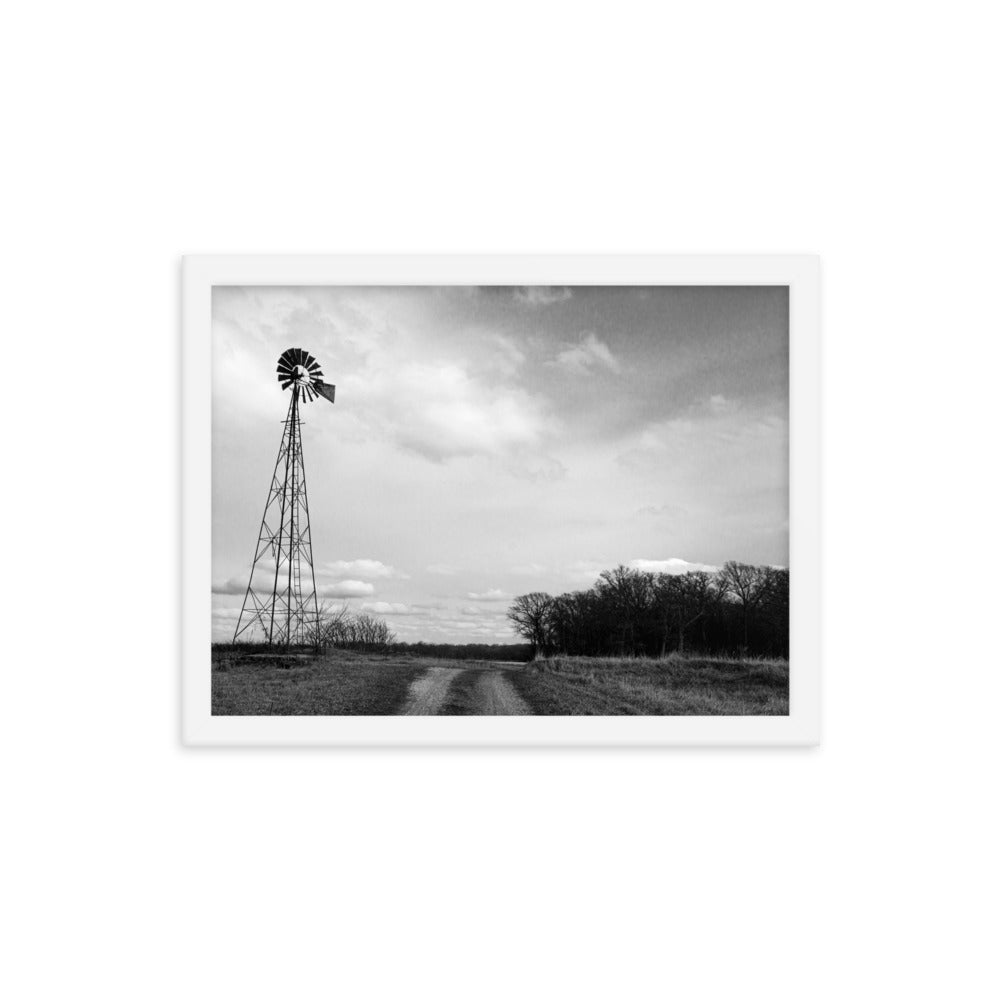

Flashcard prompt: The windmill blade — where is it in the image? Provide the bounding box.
[313,381,336,404]
[307,358,321,372]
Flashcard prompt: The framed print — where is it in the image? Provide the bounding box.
[182,255,820,745]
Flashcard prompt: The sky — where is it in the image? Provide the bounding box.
[212,285,788,643]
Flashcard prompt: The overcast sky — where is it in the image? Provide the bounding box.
[212,285,788,643]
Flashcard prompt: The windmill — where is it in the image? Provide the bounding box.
[233,348,336,645]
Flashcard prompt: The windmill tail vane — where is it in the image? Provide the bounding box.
[233,349,336,646]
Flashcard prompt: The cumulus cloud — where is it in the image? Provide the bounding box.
[503,453,567,482]
[514,286,572,306]
[487,334,527,375]
[320,559,407,580]
[361,602,420,615]
[628,558,719,575]
[460,604,510,617]
[348,360,548,462]
[215,558,399,595]
[550,333,621,376]
[211,606,243,638]
[466,589,512,601]
[617,408,788,480]
[317,580,375,598]
[566,561,605,583]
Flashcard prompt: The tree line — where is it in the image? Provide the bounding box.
[392,642,532,662]
[506,562,788,659]
[307,604,396,651]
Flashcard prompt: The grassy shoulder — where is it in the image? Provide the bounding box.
[508,653,789,716]
[211,647,426,716]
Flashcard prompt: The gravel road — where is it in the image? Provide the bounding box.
[400,666,462,715]
[399,663,532,715]
[467,671,532,715]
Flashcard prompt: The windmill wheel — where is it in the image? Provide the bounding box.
[276,348,324,403]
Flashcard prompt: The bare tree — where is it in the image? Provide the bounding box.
[596,566,654,655]
[304,603,395,652]
[507,592,555,657]
[304,601,351,650]
[720,561,769,653]
[674,571,728,653]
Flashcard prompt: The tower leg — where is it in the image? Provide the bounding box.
[233,387,319,645]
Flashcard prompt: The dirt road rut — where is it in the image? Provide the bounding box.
[400,667,462,715]
[400,663,532,716]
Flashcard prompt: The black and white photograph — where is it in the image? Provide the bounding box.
[211,283,791,717]
[9,6,1000,999]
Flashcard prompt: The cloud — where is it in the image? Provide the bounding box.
[514,286,572,306]
[503,454,567,482]
[550,333,621,376]
[566,560,605,584]
[488,334,527,375]
[617,410,786,473]
[320,559,407,580]
[361,602,420,615]
[317,580,375,598]
[214,559,395,596]
[466,589,512,602]
[348,360,548,462]
[628,558,719,575]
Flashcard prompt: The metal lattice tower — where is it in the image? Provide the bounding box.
[234,348,336,645]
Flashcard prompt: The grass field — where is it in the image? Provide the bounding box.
[211,647,789,716]
[211,647,425,715]
[508,653,789,716]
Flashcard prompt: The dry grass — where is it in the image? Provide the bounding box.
[212,646,788,717]
[509,653,789,716]
[211,646,426,716]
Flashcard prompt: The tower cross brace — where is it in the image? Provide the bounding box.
[233,385,321,645]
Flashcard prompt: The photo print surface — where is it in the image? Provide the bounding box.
[212,285,789,716]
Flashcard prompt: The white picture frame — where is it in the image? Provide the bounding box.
[183,255,820,746]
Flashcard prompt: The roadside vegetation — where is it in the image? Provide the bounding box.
[212,646,787,716]
[509,653,789,716]
[211,646,423,715]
